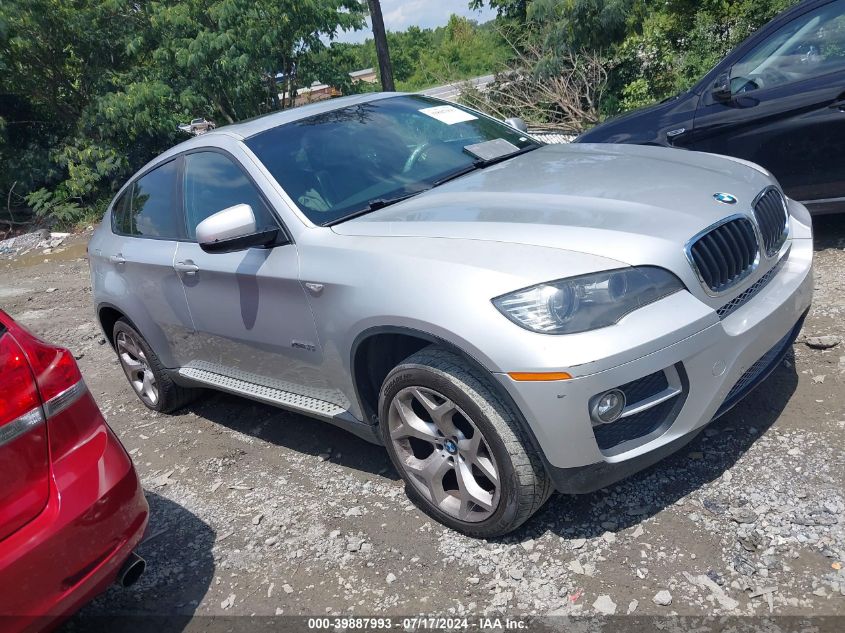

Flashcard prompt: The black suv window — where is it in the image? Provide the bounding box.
[732,0,845,93]
[112,159,181,238]
[182,151,276,240]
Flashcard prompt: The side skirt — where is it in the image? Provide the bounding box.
[170,366,382,445]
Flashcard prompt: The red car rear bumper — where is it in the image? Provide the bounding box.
[0,392,148,633]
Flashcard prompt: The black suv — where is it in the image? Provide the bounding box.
[577,0,845,215]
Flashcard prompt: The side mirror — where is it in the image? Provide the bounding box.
[196,204,279,254]
[504,117,528,133]
[711,72,733,103]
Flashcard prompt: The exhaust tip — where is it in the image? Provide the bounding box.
[117,552,146,588]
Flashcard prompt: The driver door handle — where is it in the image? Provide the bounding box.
[108,254,125,265]
[174,261,199,275]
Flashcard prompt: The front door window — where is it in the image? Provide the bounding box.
[731,0,845,94]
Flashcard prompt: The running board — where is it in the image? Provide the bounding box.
[178,366,349,420]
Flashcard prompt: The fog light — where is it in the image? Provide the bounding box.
[590,389,626,425]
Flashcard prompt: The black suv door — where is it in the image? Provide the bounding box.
[680,0,845,213]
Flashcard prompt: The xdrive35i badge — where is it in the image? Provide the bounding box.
[713,192,738,204]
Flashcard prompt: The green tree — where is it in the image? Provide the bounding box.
[470,0,530,22]
[0,0,365,227]
[470,0,801,119]
[333,16,508,91]
[0,0,143,222]
[404,16,508,88]
[528,0,640,52]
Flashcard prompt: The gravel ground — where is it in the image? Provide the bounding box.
[1,216,843,630]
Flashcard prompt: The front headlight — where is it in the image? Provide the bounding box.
[492,266,684,335]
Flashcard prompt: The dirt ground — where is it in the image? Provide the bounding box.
[1,216,843,630]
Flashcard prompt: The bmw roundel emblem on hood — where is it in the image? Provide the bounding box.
[713,192,738,204]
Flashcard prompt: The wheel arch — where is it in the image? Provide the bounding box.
[97,302,136,350]
[349,326,550,472]
[95,301,178,369]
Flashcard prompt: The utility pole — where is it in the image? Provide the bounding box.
[367,0,395,91]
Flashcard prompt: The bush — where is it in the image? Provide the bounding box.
[25,189,83,226]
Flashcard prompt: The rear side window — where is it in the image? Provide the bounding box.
[112,160,181,239]
[110,189,132,235]
[182,152,277,240]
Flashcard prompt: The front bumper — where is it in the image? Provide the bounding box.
[0,393,149,633]
[495,233,814,492]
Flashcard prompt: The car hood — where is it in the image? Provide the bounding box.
[331,143,775,275]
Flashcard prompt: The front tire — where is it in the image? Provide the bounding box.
[379,347,552,537]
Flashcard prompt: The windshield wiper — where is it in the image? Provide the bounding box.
[432,144,541,188]
[322,190,426,227]
[432,162,484,186]
[324,144,542,227]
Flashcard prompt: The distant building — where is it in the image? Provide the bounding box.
[280,81,341,107]
[279,68,377,108]
[348,68,377,84]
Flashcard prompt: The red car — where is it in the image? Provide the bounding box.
[0,310,148,632]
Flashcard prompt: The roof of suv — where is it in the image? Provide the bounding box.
[206,92,402,140]
[142,92,404,175]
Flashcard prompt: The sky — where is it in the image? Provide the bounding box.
[334,0,498,44]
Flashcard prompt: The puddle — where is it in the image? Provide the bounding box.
[1,239,89,270]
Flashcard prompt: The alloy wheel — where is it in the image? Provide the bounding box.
[387,386,500,522]
[116,330,159,407]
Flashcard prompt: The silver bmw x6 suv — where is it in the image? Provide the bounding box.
[89,93,813,536]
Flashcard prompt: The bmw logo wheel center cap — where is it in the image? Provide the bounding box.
[713,192,738,204]
[444,439,458,455]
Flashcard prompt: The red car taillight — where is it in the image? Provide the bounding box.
[0,326,51,542]
[2,316,83,405]
[0,331,42,428]
[0,310,86,541]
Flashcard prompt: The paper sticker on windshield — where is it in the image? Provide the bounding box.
[419,105,477,125]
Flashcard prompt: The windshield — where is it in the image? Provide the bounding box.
[245,95,540,225]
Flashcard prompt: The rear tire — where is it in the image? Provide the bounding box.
[113,319,199,413]
[379,347,552,537]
